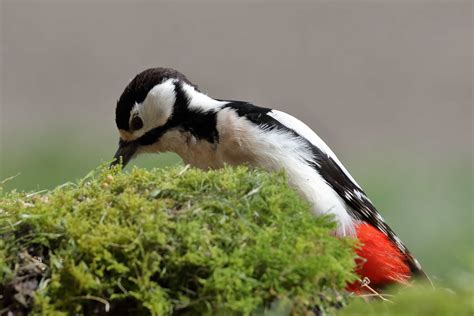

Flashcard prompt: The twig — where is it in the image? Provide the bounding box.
[178,164,191,176]
[117,278,129,295]
[1,173,20,185]
[70,295,110,312]
[245,185,263,198]
[359,293,395,298]
[26,190,48,198]
[360,277,393,303]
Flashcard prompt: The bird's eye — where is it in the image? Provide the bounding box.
[130,116,143,131]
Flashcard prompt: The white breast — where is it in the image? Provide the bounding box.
[148,129,225,170]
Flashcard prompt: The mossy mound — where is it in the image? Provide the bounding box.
[0,166,357,315]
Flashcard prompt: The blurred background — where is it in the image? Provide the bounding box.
[0,1,472,287]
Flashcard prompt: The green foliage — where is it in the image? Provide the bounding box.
[340,283,474,315]
[0,166,356,315]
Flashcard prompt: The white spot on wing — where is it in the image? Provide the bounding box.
[413,258,421,269]
[354,190,364,200]
[344,191,352,200]
[393,235,402,246]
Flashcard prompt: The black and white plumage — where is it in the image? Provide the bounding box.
[112,68,426,285]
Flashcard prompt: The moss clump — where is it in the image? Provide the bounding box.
[0,166,356,315]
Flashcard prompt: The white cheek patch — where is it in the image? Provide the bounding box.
[129,80,176,139]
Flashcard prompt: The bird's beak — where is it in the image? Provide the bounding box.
[110,140,138,168]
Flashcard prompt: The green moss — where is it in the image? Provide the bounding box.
[340,283,474,315]
[0,166,357,315]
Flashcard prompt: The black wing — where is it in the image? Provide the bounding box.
[223,101,426,277]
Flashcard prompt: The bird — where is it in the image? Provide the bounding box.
[111,67,428,292]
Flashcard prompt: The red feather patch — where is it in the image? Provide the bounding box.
[347,223,410,292]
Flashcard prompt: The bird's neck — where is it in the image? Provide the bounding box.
[181,83,227,112]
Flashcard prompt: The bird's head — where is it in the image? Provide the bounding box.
[111,67,196,167]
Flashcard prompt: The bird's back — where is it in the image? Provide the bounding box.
[214,101,427,289]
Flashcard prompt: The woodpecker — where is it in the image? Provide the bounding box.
[111,67,427,291]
